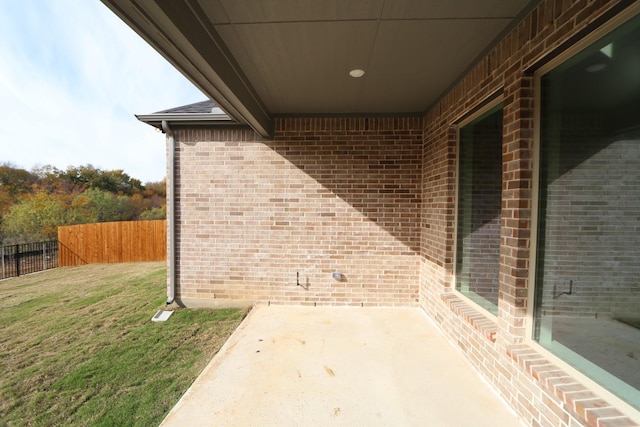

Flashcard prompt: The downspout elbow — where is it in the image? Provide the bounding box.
[162,120,176,305]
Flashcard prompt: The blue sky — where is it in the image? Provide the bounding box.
[0,1,205,183]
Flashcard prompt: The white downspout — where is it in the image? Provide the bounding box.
[162,120,176,305]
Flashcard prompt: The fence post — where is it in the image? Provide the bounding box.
[1,246,4,279]
[15,244,20,277]
[43,242,47,270]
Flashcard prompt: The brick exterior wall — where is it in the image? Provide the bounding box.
[167,0,640,425]
[420,0,639,426]
[172,117,422,307]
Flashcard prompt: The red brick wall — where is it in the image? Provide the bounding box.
[167,0,640,424]
[420,0,638,426]
[173,117,422,306]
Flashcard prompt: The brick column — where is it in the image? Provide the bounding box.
[498,74,535,346]
[444,125,458,274]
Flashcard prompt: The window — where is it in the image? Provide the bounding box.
[455,102,503,315]
[533,12,640,410]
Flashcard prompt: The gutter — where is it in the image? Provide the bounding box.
[162,120,176,305]
[136,112,235,130]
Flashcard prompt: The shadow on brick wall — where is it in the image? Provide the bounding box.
[265,116,423,253]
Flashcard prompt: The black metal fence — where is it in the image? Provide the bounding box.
[1,240,59,280]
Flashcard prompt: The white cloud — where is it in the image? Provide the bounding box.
[0,0,204,183]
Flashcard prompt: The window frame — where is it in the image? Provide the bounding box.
[527,5,640,421]
[452,95,504,319]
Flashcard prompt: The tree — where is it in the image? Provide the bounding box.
[0,164,166,243]
[0,163,38,217]
[143,179,166,199]
[0,163,38,196]
[70,188,134,223]
[0,187,13,217]
[31,164,83,196]
[139,206,166,220]
[61,164,143,195]
[1,192,67,243]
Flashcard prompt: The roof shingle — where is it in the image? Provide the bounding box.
[155,100,219,114]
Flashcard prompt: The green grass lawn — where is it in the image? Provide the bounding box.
[0,262,248,426]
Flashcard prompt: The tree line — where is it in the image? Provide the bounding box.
[0,163,166,244]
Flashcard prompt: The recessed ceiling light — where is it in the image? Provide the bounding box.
[349,69,365,78]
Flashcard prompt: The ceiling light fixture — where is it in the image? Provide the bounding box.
[349,69,365,78]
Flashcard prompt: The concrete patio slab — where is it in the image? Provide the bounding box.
[161,305,523,426]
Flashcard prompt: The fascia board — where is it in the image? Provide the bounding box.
[100,0,273,137]
[135,113,238,129]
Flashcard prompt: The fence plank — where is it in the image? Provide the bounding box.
[58,220,167,266]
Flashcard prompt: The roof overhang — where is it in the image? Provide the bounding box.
[102,0,542,138]
[136,112,237,130]
[103,0,272,135]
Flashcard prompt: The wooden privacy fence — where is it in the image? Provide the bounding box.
[58,220,167,266]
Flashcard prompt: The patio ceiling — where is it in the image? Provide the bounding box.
[101,0,540,137]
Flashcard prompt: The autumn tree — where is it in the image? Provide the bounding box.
[0,163,38,195]
[60,164,143,195]
[143,179,166,198]
[31,164,83,196]
[69,188,132,223]
[1,192,67,243]
[139,206,166,220]
[0,164,166,243]
[0,163,38,217]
